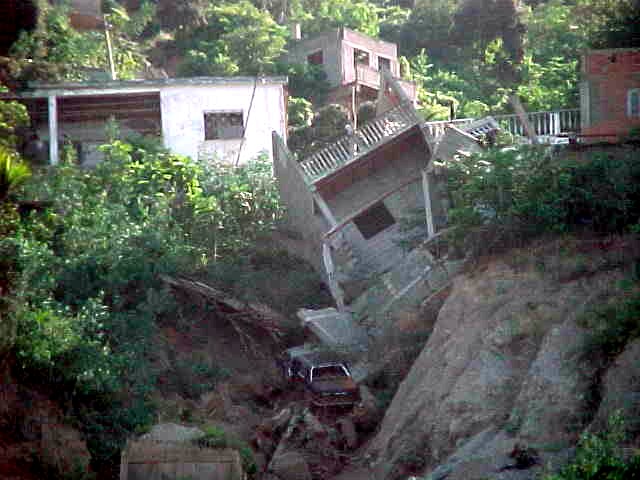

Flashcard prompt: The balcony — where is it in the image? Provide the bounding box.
[354,65,417,102]
[298,101,421,184]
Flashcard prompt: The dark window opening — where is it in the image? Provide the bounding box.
[629,89,640,118]
[354,48,370,68]
[378,57,391,72]
[307,50,323,65]
[353,202,395,239]
[204,111,244,140]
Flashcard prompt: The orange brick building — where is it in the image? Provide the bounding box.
[580,48,640,139]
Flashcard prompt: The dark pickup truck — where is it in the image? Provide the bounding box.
[278,346,359,407]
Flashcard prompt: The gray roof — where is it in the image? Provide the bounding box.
[4,76,288,99]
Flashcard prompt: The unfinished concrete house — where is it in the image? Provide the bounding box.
[273,72,445,312]
[285,27,416,119]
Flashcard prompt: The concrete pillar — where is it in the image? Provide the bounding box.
[312,189,338,228]
[48,95,59,165]
[422,169,435,238]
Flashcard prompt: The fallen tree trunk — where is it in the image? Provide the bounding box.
[159,275,286,346]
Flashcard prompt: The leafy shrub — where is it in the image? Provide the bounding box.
[3,134,283,468]
[578,284,640,364]
[543,412,640,480]
[0,146,31,201]
[170,359,231,399]
[197,426,257,475]
[446,146,640,253]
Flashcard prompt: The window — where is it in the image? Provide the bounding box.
[628,89,640,118]
[378,56,391,72]
[204,111,244,140]
[353,202,395,239]
[354,48,369,67]
[307,50,323,65]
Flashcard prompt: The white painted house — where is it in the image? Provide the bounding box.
[5,76,288,166]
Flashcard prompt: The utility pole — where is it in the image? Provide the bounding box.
[104,14,117,80]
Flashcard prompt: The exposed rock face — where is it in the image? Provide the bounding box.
[367,254,631,480]
[592,339,640,436]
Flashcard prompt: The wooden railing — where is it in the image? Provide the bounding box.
[492,109,580,137]
[298,101,421,184]
[423,118,474,140]
[424,109,580,142]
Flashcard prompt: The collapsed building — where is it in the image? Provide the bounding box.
[273,71,499,351]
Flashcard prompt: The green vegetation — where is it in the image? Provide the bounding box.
[543,413,640,480]
[445,145,640,254]
[197,425,257,475]
[1,0,638,476]
[0,146,30,202]
[3,0,634,121]
[7,1,154,83]
[0,133,282,466]
[579,283,640,365]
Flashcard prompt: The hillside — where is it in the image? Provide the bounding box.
[367,234,640,479]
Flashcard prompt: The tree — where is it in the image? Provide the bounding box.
[591,0,640,48]
[288,104,350,157]
[275,62,330,104]
[8,2,153,83]
[156,0,208,33]
[452,0,537,138]
[381,0,457,62]
[177,1,288,76]
[300,0,382,37]
[0,88,29,150]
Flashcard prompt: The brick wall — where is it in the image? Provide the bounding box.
[582,49,640,137]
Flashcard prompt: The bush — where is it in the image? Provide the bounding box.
[543,412,640,480]
[578,283,640,364]
[3,134,283,468]
[197,426,257,475]
[446,145,640,253]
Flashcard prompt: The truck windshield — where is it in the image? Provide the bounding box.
[312,365,348,380]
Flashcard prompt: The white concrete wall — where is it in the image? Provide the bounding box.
[160,83,286,165]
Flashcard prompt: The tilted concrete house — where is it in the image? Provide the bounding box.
[285,27,416,120]
[580,48,640,140]
[4,76,287,166]
[273,72,441,306]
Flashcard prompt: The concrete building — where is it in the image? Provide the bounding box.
[273,72,437,306]
[580,48,640,140]
[285,27,416,121]
[4,76,288,166]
